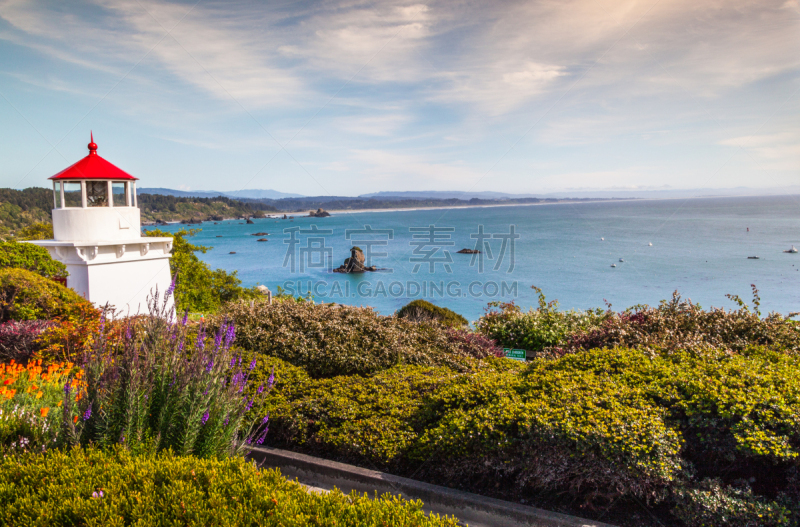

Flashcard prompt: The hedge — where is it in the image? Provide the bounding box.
[214,300,500,378]
[251,348,800,526]
[0,446,460,526]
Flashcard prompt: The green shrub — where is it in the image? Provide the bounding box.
[672,478,792,527]
[0,240,66,278]
[0,268,89,322]
[475,287,607,354]
[477,288,800,356]
[214,300,484,378]
[144,228,260,313]
[14,222,54,241]
[397,299,468,328]
[254,346,800,523]
[0,446,460,526]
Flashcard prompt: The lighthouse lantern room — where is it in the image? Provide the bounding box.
[28,134,173,314]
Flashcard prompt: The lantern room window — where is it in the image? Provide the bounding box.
[111,182,129,206]
[53,181,63,208]
[86,181,108,207]
[63,182,82,208]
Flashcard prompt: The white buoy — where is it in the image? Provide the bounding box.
[648,242,653,246]
[611,263,616,267]
[601,237,605,241]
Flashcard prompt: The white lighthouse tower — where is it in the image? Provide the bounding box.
[29,134,173,314]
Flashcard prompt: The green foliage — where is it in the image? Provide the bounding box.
[215,300,486,378]
[0,240,66,279]
[397,299,468,328]
[0,446,460,526]
[144,228,259,313]
[14,222,54,241]
[253,346,800,523]
[0,268,89,322]
[561,289,800,355]
[476,288,800,356]
[476,287,608,354]
[0,187,52,239]
[672,478,792,527]
[138,192,276,222]
[67,300,271,459]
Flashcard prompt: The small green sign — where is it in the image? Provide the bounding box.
[504,348,526,361]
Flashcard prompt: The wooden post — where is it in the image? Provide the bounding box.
[267,290,272,305]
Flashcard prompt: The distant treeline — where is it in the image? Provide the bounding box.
[137,193,278,214]
[0,188,52,238]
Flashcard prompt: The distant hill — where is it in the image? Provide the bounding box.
[359,191,538,200]
[138,188,304,200]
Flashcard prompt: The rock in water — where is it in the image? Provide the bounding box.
[457,248,480,254]
[246,218,255,224]
[333,246,376,273]
[308,208,331,218]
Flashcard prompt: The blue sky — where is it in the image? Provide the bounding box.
[0,0,798,196]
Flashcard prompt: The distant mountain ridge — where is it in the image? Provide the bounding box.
[137,186,800,202]
[138,188,304,199]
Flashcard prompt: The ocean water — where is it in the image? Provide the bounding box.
[151,195,800,321]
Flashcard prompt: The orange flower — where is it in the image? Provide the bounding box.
[3,379,11,385]
[36,391,43,399]
[40,407,50,417]
[57,401,63,407]
[73,415,78,424]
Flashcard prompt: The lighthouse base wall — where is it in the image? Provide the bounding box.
[26,237,174,316]
[65,257,173,316]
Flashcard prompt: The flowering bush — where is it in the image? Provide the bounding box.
[64,287,272,458]
[0,446,460,526]
[0,320,53,363]
[0,359,80,453]
[33,302,103,363]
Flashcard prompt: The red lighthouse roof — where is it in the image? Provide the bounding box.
[49,133,138,181]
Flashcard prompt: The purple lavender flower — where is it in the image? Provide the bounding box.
[257,385,264,395]
[214,325,224,351]
[181,310,189,326]
[248,357,257,371]
[262,414,269,425]
[230,356,237,368]
[125,325,132,341]
[196,324,206,352]
[178,340,184,352]
[205,360,213,373]
[245,397,254,412]
[224,415,230,426]
[64,382,71,396]
[201,410,209,425]
[83,403,92,421]
[267,366,275,389]
[165,273,177,300]
[99,315,106,335]
[224,325,236,350]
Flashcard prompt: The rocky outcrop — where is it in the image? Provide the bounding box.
[308,208,331,218]
[251,232,269,236]
[246,218,255,224]
[209,214,224,221]
[457,248,481,254]
[257,238,269,242]
[181,217,203,225]
[333,247,377,273]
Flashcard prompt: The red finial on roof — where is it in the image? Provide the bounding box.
[88,131,97,155]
